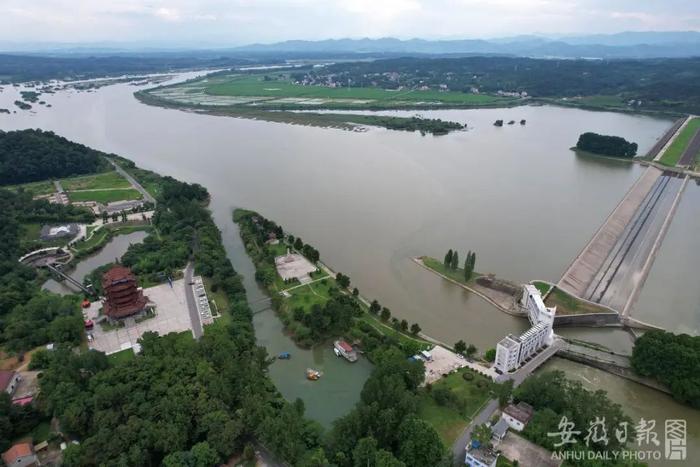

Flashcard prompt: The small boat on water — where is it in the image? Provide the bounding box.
[306,368,321,381]
[278,352,291,359]
[334,340,358,362]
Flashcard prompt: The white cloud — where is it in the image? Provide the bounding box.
[0,0,696,45]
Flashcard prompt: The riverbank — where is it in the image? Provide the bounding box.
[234,209,433,356]
[414,256,525,316]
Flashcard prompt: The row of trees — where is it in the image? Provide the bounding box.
[443,248,477,280]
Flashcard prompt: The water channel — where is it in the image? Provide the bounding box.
[2,75,699,455]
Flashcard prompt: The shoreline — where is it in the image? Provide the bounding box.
[412,256,527,318]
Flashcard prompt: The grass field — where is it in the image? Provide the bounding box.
[62,171,131,190]
[205,75,506,106]
[5,180,55,196]
[67,188,142,203]
[422,256,481,286]
[532,280,552,296]
[286,278,335,313]
[108,348,135,364]
[544,286,611,315]
[418,368,493,445]
[659,117,700,166]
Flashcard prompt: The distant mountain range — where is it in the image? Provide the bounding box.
[233,31,700,59]
[1,31,698,59]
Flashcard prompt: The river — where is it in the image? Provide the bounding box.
[2,76,698,454]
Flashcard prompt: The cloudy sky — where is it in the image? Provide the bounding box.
[1,0,699,46]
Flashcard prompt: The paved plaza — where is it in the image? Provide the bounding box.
[85,278,197,355]
[274,252,317,281]
[423,345,469,384]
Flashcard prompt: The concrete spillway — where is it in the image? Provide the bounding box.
[558,166,687,314]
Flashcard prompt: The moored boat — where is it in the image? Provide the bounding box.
[334,340,358,362]
[306,368,321,380]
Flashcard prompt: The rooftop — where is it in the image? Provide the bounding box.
[504,401,534,424]
[498,335,520,349]
[2,443,33,465]
[0,370,15,392]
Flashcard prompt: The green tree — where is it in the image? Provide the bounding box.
[396,417,447,467]
[454,340,467,355]
[369,300,381,315]
[380,307,391,321]
[472,423,493,446]
[466,344,478,358]
[410,323,421,335]
[494,380,514,407]
[399,320,408,332]
[484,348,496,362]
[444,249,453,268]
[450,250,459,270]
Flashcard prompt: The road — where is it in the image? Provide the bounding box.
[107,158,157,205]
[452,399,499,464]
[184,262,203,339]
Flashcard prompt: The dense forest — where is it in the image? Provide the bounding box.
[308,56,700,114]
[631,331,700,408]
[575,132,639,157]
[0,188,95,353]
[0,54,256,83]
[515,371,636,466]
[0,129,110,184]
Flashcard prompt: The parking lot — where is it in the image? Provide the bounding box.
[85,279,196,355]
[423,345,469,384]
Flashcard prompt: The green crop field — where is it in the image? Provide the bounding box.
[62,171,131,190]
[659,117,700,166]
[204,75,505,106]
[67,188,142,203]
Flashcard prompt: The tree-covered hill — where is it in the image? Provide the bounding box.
[0,129,110,185]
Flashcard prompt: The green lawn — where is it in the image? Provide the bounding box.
[286,278,335,313]
[61,171,131,190]
[532,280,552,296]
[422,256,481,286]
[659,117,700,166]
[67,188,142,203]
[418,369,493,445]
[544,286,611,315]
[108,348,135,364]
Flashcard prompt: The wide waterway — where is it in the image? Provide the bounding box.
[2,76,698,453]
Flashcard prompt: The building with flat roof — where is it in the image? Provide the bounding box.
[494,285,555,374]
[465,440,498,467]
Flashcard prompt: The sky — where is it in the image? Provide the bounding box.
[0,0,699,47]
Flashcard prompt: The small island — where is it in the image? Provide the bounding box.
[575,132,638,158]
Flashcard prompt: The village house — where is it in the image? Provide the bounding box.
[0,370,21,396]
[2,442,38,467]
[501,401,534,431]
